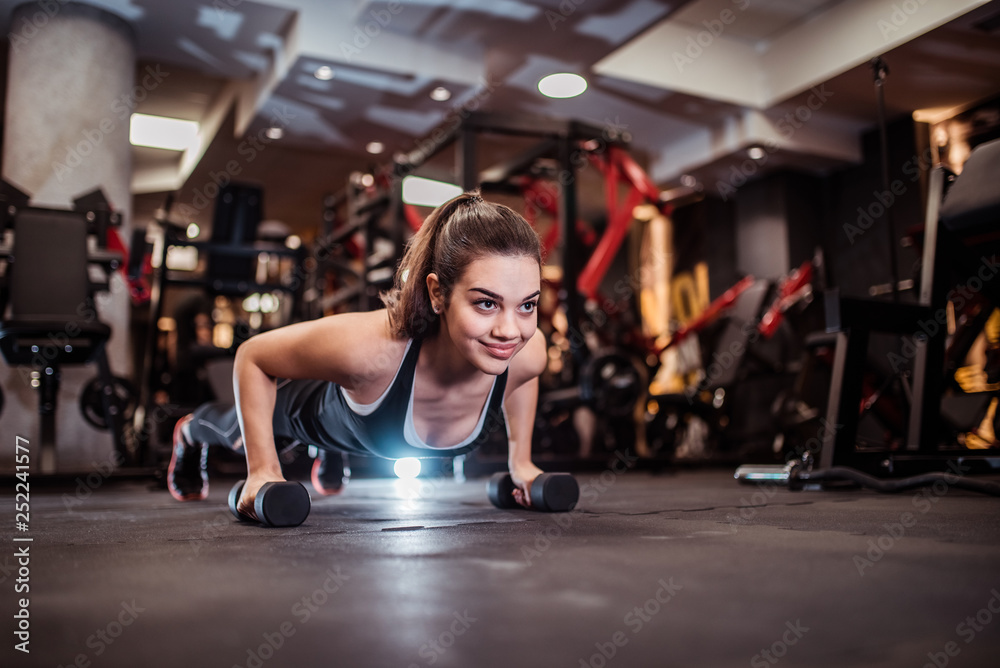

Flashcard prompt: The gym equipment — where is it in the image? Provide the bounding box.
[539,349,645,418]
[584,352,645,417]
[735,459,1000,497]
[341,112,669,461]
[134,187,306,466]
[819,137,1000,476]
[646,276,790,460]
[207,184,264,293]
[79,375,137,430]
[0,186,130,471]
[310,174,404,317]
[487,472,579,512]
[228,479,311,527]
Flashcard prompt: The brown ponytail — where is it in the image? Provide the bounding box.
[383,191,541,339]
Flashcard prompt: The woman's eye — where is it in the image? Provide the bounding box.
[521,301,538,313]
[475,299,497,310]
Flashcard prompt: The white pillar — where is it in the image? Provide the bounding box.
[1,1,136,472]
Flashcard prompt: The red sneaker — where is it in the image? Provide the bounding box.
[311,450,350,496]
[167,415,209,501]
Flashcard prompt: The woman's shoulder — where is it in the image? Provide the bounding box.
[506,328,547,391]
[312,309,409,386]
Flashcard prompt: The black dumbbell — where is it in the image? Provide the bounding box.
[228,480,311,527]
[487,472,579,512]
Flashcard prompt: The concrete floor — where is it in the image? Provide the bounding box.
[3,469,1000,668]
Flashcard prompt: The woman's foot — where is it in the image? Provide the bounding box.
[310,450,350,496]
[167,415,209,501]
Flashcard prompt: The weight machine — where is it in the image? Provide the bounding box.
[131,184,306,465]
[738,138,1000,495]
[312,112,673,463]
[0,182,130,472]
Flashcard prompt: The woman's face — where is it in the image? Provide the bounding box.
[431,254,540,375]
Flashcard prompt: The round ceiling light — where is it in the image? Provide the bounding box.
[538,73,587,99]
[314,65,334,81]
[430,86,451,101]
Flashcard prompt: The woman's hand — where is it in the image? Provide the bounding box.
[510,461,544,508]
[237,469,286,521]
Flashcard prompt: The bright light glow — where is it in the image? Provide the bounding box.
[259,293,277,313]
[913,105,965,125]
[265,127,284,140]
[130,114,199,151]
[360,173,375,187]
[165,245,198,271]
[538,73,587,99]
[747,146,766,160]
[394,457,421,479]
[430,86,451,101]
[186,223,200,239]
[366,141,384,154]
[242,293,261,313]
[285,234,301,250]
[402,176,462,207]
[314,65,334,81]
[680,174,697,188]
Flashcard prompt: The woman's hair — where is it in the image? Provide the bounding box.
[383,191,541,339]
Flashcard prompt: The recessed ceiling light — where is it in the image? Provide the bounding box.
[747,146,766,160]
[314,65,334,81]
[130,114,199,151]
[538,73,587,99]
[265,127,283,140]
[430,86,451,102]
[366,141,385,155]
[680,174,697,188]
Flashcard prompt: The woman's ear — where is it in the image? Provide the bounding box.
[426,273,443,311]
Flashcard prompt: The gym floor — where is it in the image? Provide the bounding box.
[4,468,1000,668]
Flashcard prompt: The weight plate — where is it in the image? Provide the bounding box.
[79,375,138,430]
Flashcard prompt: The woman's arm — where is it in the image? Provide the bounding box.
[504,329,548,507]
[232,311,396,517]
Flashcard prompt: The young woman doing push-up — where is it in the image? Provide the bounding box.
[167,191,548,520]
